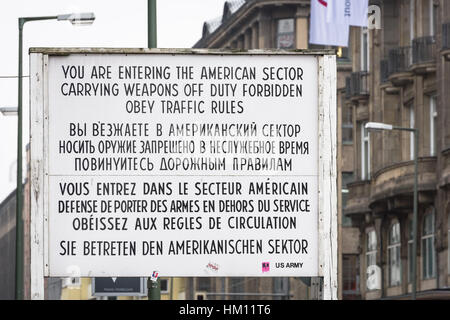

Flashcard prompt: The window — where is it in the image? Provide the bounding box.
[229,277,245,300]
[410,0,415,42]
[408,219,414,283]
[361,123,370,180]
[430,96,437,156]
[246,28,253,49]
[388,222,402,286]
[342,104,353,144]
[337,46,351,60]
[429,0,438,36]
[276,19,295,49]
[366,230,377,268]
[342,172,354,227]
[343,255,360,299]
[409,104,415,161]
[409,0,415,64]
[361,28,370,72]
[197,278,210,292]
[160,279,169,294]
[366,230,377,291]
[273,278,289,300]
[422,210,436,279]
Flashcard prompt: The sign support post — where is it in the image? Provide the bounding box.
[30,52,46,300]
[317,55,338,300]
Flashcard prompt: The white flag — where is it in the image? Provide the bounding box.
[310,0,350,47]
[327,0,369,27]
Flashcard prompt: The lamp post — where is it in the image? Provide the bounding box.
[148,0,157,48]
[147,0,160,300]
[16,12,95,300]
[365,122,419,300]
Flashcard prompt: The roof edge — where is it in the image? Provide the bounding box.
[29,47,336,56]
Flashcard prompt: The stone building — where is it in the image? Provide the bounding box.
[193,0,358,300]
[344,0,450,299]
[0,190,19,300]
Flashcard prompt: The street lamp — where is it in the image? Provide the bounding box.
[57,13,96,25]
[365,122,419,300]
[0,107,18,116]
[16,12,95,300]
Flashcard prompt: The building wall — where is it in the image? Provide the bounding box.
[344,0,450,299]
[0,191,17,300]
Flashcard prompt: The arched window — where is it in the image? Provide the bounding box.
[388,222,401,286]
[422,210,436,279]
[366,230,377,268]
[361,122,371,180]
[447,213,450,275]
[407,219,414,283]
[366,229,378,291]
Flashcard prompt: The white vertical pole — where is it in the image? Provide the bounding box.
[42,54,50,279]
[30,53,45,300]
[318,55,338,300]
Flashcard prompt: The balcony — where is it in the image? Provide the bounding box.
[344,180,371,218]
[387,46,413,86]
[411,36,437,74]
[370,157,437,214]
[443,23,450,61]
[348,71,369,101]
[380,59,399,94]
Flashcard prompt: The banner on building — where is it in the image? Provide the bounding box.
[327,0,369,27]
[309,0,350,47]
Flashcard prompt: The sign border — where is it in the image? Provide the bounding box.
[30,49,337,300]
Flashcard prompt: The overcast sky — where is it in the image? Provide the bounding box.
[0,0,226,201]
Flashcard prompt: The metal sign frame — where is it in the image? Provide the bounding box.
[30,48,337,300]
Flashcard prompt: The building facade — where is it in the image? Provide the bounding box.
[0,144,61,299]
[344,0,450,299]
[194,0,358,300]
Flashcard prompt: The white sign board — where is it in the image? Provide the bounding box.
[30,49,337,299]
